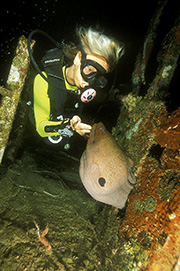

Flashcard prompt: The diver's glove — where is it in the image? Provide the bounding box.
[70,115,92,136]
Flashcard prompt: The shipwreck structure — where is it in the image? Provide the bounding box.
[0,36,35,164]
[0,1,180,269]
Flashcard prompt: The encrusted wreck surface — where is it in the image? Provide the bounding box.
[113,7,180,269]
[112,6,180,269]
[0,36,35,164]
[116,103,180,270]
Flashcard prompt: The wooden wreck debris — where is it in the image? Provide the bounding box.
[132,0,168,94]
[0,86,14,98]
[132,0,180,100]
[0,36,35,164]
[147,14,180,99]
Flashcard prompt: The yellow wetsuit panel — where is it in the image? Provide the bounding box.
[33,68,78,137]
[33,72,63,137]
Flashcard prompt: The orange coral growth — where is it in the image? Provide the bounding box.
[119,108,180,269]
[120,156,180,268]
[161,148,180,171]
[155,109,180,150]
[147,208,180,270]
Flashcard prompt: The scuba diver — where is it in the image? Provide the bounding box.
[28,27,124,149]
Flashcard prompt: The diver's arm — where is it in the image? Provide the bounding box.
[34,74,91,137]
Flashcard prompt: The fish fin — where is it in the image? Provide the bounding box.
[127,157,133,168]
[127,157,136,185]
[128,170,136,185]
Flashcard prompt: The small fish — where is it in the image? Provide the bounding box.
[79,122,136,209]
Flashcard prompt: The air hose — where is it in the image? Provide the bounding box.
[27,29,62,85]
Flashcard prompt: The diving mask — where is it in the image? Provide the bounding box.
[80,52,108,103]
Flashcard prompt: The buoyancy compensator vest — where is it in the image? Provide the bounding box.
[28,30,75,148]
[28,30,80,119]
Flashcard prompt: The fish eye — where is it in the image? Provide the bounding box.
[98,177,106,187]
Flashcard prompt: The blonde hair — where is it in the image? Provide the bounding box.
[76,27,124,72]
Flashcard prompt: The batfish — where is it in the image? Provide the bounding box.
[79,122,136,209]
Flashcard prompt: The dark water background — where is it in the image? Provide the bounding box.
[0,0,179,110]
[0,1,156,82]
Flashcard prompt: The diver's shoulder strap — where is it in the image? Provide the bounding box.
[42,48,63,67]
[41,48,67,119]
[41,48,64,82]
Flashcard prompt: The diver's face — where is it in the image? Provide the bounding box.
[73,51,109,89]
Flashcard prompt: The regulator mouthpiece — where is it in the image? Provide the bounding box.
[80,88,96,103]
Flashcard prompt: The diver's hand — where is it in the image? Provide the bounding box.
[70,115,92,136]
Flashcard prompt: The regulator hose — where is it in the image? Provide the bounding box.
[27,29,62,85]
